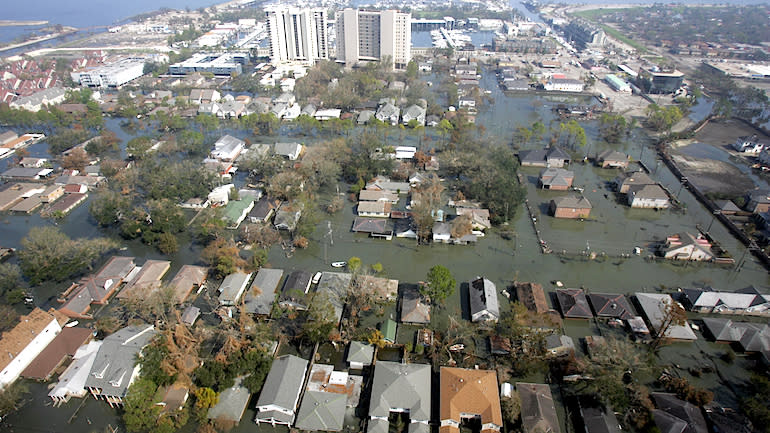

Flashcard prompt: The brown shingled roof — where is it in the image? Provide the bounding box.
[440,367,502,433]
[0,308,59,373]
[21,327,92,380]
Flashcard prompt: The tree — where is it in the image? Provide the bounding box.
[61,147,90,171]
[406,60,419,80]
[18,227,117,285]
[0,263,23,300]
[123,378,162,433]
[348,257,362,273]
[201,238,246,279]
[450,214,473,239]
[652,298,687,349]
[0,305,20,333]
[302,293,338,343]
[501,393,521,425]
[599,113,629,143]
[421,265,456,306]
[0,382,28,418]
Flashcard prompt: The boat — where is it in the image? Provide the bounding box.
[64,321,79,328]
[448,344,465,352]
[312,272,322,284]
[331,261,347,268]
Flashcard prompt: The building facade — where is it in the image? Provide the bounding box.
[336,9,411,70]
[0,308,63,389]
[265,7,328,65]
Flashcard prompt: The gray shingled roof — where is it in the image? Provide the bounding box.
[84,324,156,399]
[347,341,374,366]
[255,355,308,425]
[368,361,431,422]
[294,390,346,431]
[243,268,284,315]
[317,272,351,324]
[208,376,251,423]
[469,277,500,322]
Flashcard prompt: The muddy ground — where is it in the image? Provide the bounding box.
[696,118,770,147]
[669,150,754,196]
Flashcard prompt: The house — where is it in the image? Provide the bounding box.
[381,319,397,344]
[217,272,253,306]
[85,324,156,406]
[249,197,282,224]
[615,171,656,194]
[19,157,48,168]
[714,200,742,215]
[375,103,400,125]
[588,293,635,320]
[545,334,576,357]
[701,317,770,354]
[279,271,313,310]
[49,340,103,403]
[746,190,770,213]
[42,192,88,216]
[544,78,584,92]
[316,272,351,324]
[255,355,308,426]
[357,110,375,124]
[517,383,561,433]
[440,367,502,433]
[402,105,426,126]
[628,184,670,209]
[596,150,629,168]
[459,97,476,108]
[681,288,770,316]
[347,341,374,369]
[401,285,431,324]
[489,335,512,355]
[367,361,431,433]
[550,195,592,219]
[359,189,399,203]
[39,185,64,202]
[21,327,93,381]
[661,233,715,261]
[10,87,67,112]
[539,168,574,190]
[158,383,189,414]
[314,108,342,121]
[208,376,251,425]
[295,364,363,431]
[652,393,708,433]
[627,316,651,338]
[210,135,245,162]
[274,202,304,231]
[243,268,284,316]
[352,217,394,240]
[519,147,570,168]
[58,256,137,319]
[181,306,201,326]
[0,308,66,388]
[168,265,208,303]
[515,282,551,314]
[433,222,452,243]
[455,207,492,231]
[357,201,391,218]
[579,401,622,433]
[274,142,303,160]
[355,275,398,301]
[634,293,697,340]
[365,176,410,195]
[395,146,417,160]
[189,89,220,105]
[732,135,767,155]
[116,259,171,300]
[556,288,593,318]
[470,277,500,323]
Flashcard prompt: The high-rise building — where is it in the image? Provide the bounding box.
[336,9,411,70]
[265,7,328,65]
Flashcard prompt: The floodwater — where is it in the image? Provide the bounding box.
[2,68,769,432]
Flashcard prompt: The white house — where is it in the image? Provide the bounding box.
[395,146,417,159]
[274,142,303,160]
[314,108,341,121]
[9,87,67,112]
[732,135,767,155]
[255,355,308,425]
[458,98,476,108]
[662,233,715,261]
[401,105,426,126]
[0,308,63,389]
[375,103,400,126]
[544,78,584,92]
[218,272,253,306]
[627,184,670,209]
[357,201,391,218]
[210,135,245,162]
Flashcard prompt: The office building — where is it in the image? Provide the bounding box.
[265,7,328,65]
[336,9,411,70]
[70,57,147,88]
[168,53,249,76]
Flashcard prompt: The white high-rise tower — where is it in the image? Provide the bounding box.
[336,9,411,70]
[265,7,328,65]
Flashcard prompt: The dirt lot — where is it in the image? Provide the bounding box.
[669,150,754,197]
[695,118,770,147]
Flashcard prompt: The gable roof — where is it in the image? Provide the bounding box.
[369,361,431,422]
[249,196,282,220]
[597,149,628,162]
[243,268,284,315]
[208,376,251,423]
[652,393,708,433]
[470,277,500,321]
[517,382,561,433]
[556,289,592,318]
[0,308,61,373]
[629,184,669,200]
[61,256,136,315]
[440,367,501,433]
[168,265,208,303]
[22,327,92,380]
[551,195,592,210]
[317,272,352,324]
[515,282,550,314]
[401,285,431,324]
[256,355,309,424]
[117,259,171,299]
[634,293,697,340]
[85,324,156,399]
[352,216,394,235]
[588,293,635,320]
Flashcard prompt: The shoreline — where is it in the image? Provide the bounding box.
[0,20,48,27]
